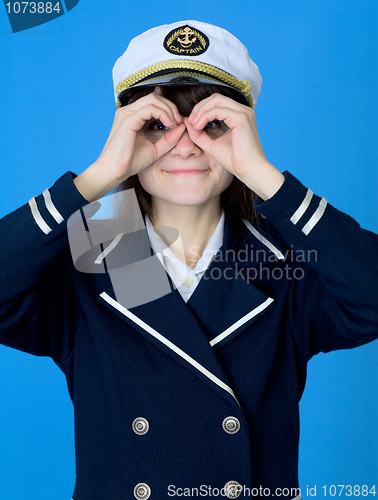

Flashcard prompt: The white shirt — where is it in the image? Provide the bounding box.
[145,211,225,302]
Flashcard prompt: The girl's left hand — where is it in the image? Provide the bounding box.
[185,93,284,200]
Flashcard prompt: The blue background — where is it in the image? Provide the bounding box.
[0,1,377,499]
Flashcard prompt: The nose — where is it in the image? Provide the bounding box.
[170,129,202,158]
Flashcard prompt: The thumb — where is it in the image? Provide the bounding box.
[184,119,215,155]
[154,123,186,159]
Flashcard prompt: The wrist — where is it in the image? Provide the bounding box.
[74,162,124,202]
[238,162,284,201]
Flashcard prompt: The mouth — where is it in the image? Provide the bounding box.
[164,169,209,176]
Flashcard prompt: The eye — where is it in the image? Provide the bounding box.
[204,120,220,130]
[203,120,229,137]
[150,120,169,132]
[141,119,170,143]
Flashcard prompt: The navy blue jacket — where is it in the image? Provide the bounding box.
[0,171,377,500]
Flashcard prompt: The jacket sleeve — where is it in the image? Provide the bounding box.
[0,172,92,363]
[255,171,378,358]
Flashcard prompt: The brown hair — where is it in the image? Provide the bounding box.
[115,84,260,226]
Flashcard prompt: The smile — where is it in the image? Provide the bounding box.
[164,170,209,176]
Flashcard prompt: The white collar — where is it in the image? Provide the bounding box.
[145,211,225,275]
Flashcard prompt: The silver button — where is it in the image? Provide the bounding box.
[224,481,242,498]
[222,416,240,434]
[134,483,151,499]
[132,417,149,435]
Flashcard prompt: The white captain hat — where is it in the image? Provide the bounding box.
[112,20,262,109]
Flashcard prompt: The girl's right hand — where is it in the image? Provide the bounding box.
[74,93,185,202]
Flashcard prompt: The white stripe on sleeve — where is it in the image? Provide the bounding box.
[28,197,52,234]
[290,189,313,225]
[42,189,64,224]
[302,197,328,235]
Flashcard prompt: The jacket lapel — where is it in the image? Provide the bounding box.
[187,217,277,349]
[96,215,284,407]
[92,228,237,405]
[99,282,239,407]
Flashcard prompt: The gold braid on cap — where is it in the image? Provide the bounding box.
[115,60,253,108]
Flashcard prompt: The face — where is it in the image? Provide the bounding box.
[138,112,234,211]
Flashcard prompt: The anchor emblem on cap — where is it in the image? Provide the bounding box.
[177,27,197,48]
[163,24,210,56]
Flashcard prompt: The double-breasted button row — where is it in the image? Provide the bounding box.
[132,481,242,499]
[132,417,149,435]
[222,416,240,434]
[131,417,241,498]
[132,481,241,499]
[134,482,151,499]
[132,416,240,435]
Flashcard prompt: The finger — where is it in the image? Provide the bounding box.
[152,93,183,124]
[104,104,179,157]
[117,99,177,128]
[184,119,216,156]
[190,107,245,131]
[125,104,179,132]
[187,94,217,123]
[189,93,244,122]
[153,122,186,159]
[127,92,182,124]
[190,102,248,129]
[107,105,174,143]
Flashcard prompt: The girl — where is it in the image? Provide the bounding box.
[0,20,377,500]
